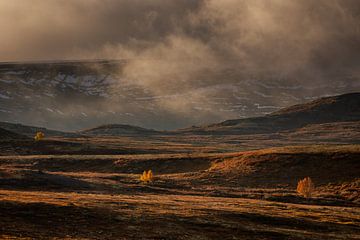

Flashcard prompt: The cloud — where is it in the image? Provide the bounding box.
[2,0,359,67]
[0,0,202,61]
[109,0,360,120]
[0,0,359,129]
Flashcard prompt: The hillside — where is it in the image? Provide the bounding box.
[0,128,27,140]
[201,145,360,188]
[181,92,360,134]
[80,124,160,136]
[0,122,77,137]
[1,144,357,190]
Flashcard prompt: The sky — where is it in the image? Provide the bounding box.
[0,0,360,130]
[0,0,359,67]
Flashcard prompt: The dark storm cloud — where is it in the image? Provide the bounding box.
[1,0,359,72]
[0,0,203,61]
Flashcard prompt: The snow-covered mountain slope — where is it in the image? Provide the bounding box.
[0,60,359,131]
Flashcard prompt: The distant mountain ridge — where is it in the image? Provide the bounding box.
[1,60,359,131]
[82,92,360,136]
[0,92,359,137]
[80,124,160,136]
[180,92,360,135]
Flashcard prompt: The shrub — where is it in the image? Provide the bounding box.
[297,177,315,198]
[34,132,45,141]
[140,170,154,183]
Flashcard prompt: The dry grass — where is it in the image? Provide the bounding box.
[1,121,359,156]
[0,189,359,240]
[0,144,359,239]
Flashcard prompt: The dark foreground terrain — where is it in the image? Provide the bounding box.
[0,144,359,239]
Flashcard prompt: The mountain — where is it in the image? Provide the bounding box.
[80,124,160,136]
[2,92,358,138]
[180,92,360,134]
[0,60,359,131]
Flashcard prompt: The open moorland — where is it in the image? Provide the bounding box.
[0,145,359,239]
[0,93,359,239]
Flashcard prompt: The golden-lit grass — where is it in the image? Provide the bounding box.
[0,189,359,239]
[0,144,359,239]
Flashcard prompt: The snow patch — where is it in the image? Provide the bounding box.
[0,93,11,99]
[0,109,11,113]
[254,103,281,109]
[0,79,13,84]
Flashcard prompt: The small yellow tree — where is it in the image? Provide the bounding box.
[297,177,314,198]
[140,170,154,183]
[147,170,153,181]
[34,132,45,142]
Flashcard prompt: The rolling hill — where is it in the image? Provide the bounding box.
[1,92,358,139]
[73,92,360,137]
[0,122,78,137]
[80,124,160,136]
[181,92,360,135]
[0,127,27,140]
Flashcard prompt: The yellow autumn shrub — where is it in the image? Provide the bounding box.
[140,170,154,183]
[34,132,45,142]
[297,177,314,198]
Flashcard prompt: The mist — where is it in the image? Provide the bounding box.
[0,0,360,130]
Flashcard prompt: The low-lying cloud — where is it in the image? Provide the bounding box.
[1,0,360,129]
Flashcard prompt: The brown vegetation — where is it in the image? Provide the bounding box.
[0,141,359,239]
